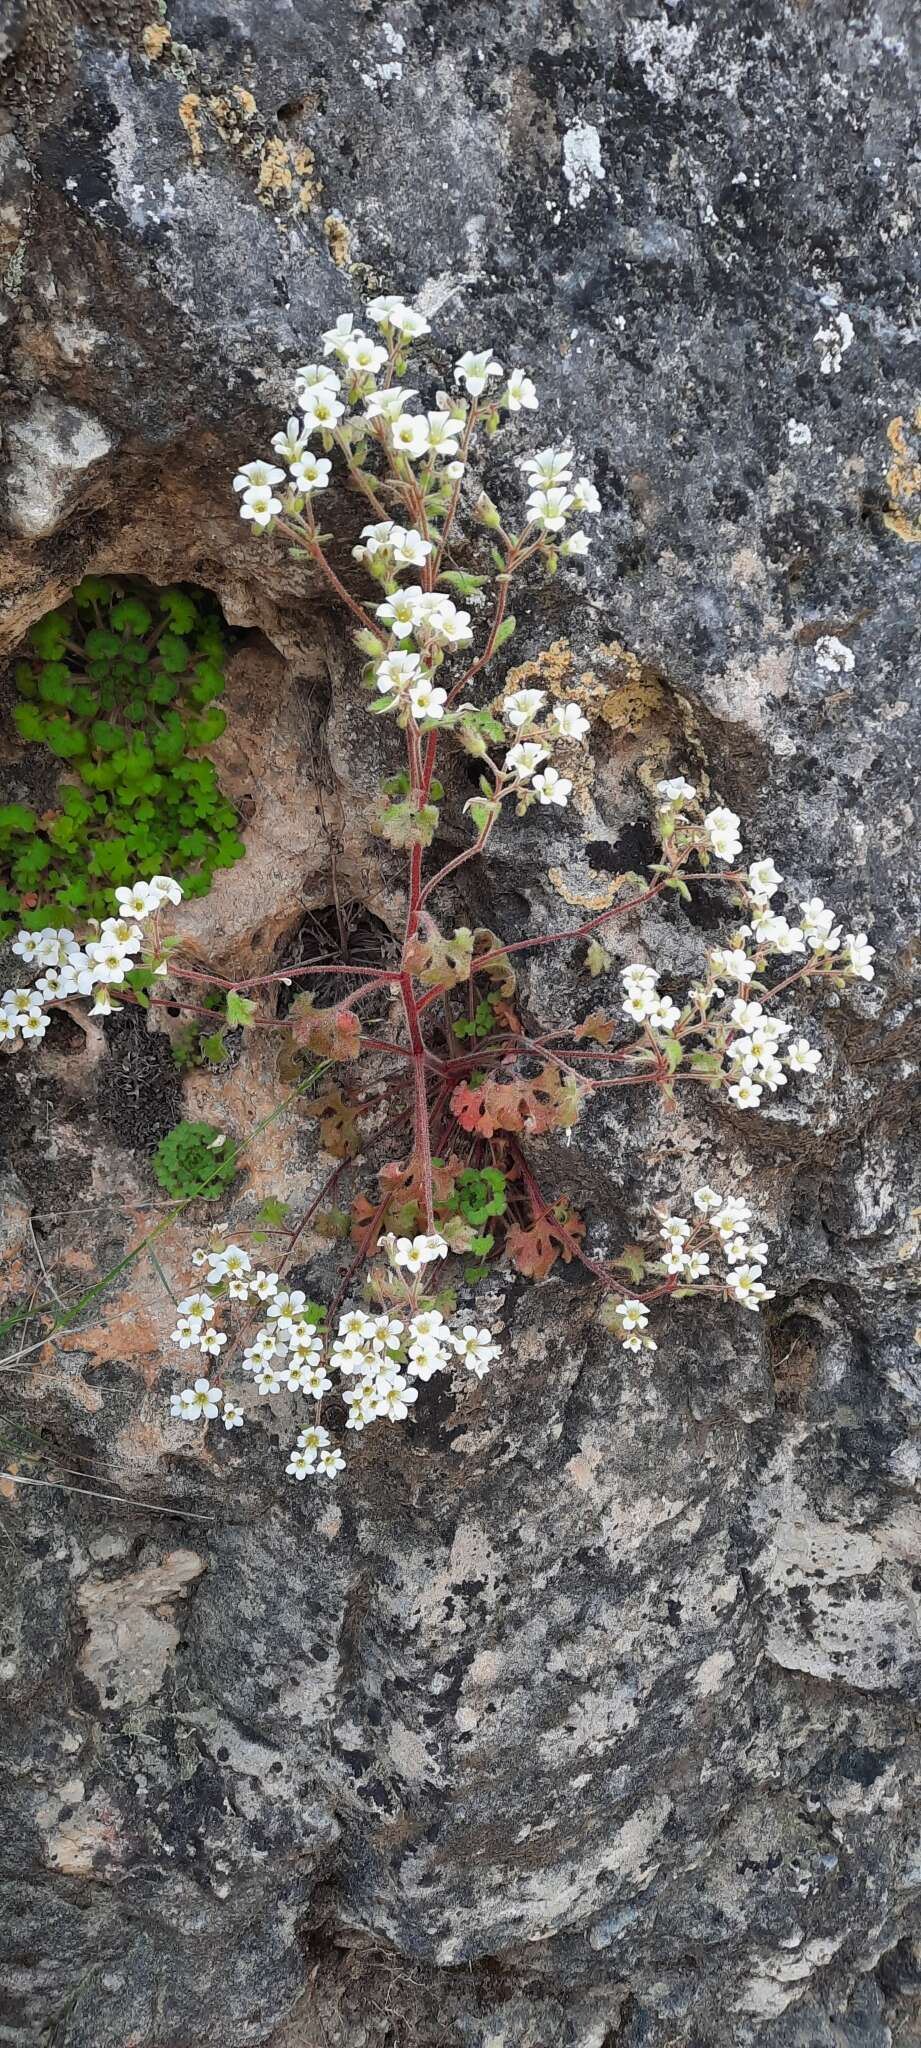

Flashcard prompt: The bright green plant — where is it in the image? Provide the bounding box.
[0,578,246,938]
[152,1120,239,1201]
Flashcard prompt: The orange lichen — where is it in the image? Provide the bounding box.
[884,408,921,542]
[142,22,171,60]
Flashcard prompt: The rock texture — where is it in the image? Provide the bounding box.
[2,3,921,2044]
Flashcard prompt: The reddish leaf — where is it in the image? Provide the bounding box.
[505,1204,585,1279]
[290,995,361,1062]
[573,1008,616,1046]
[301,1086,362,1158]
[450,1064,585,1138]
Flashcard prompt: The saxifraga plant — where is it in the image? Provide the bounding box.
[152,1121,239,1201]
[0,296,877,1482]
[0,578,245,938]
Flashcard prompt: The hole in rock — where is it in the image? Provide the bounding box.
[274,900,398,1023]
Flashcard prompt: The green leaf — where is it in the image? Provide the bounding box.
[661,1036,684,1073]
[201,1030,229,1064]
[257,1196,288,1226]
[45,718,87,759]
[28,612,70,659]
[493,615,516,649]
[73,576,111,608]
[110,596,153,635]
[0,802,36,835]
[159,632,190,674]
[84,627,122,660]
[158,588,199,634]
[226,991,256,1028]
[13,702,50,743]
[585,939,611,978]
[187,708,227,744]
[439,571,486,596]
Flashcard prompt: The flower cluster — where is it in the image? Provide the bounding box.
[230,298,600,778]
[1,875,182,1045]
[608,1188,776,1354]
[167,1231,500,1480]
[621,777,875,1106]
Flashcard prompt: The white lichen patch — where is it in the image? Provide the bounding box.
[77,1547,205,1707]
[562,122,605,209]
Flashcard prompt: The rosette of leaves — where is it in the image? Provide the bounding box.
[0,579,246,938]
[152,1121,239,1200]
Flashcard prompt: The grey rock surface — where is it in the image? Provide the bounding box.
[1,2,921,2044]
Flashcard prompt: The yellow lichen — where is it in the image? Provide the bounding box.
[142,21,171,60]
[178,92,204,165]
[324,213,352,267]
[884,408,921,542]
[546,870,628,912]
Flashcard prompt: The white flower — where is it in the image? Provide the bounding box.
[198,1326,227,1357]
[250,1269,279,1302]
[233,460,286,494]
[240,485,283,528]
[321,313,356,355]
[272,416,311,464]
[520,447,573,487]
[684,1251,710,1280]
[317,1446,346,1478]
[295,360,341,394]
[178,1291,215,1323]
[376,586,424,637]
[35,965,78,1001]
[11,930,44,963]
[693,1186,723,1214]
[366,293,408,326]
[290,452,332,493]
[390,413,430,460]
[660,1216,691,1243]
[728,1076,763,1108]
[0,1011,19,1045]
[178,1377,223,1420]
[657,776,696,803]
[114,881,159,920]
[342,333,388,376]
[843,932,875,981]
[527,485,573,532]
[393,527,433,568]
[375,1374,419,1421]
[800,898,841,952]
[256,1366,285,1395]
[506,370,538,412]
[206,1244,251,1283]
[704,806,743,863]
[386,1232,448,1271]
[455,348,503,396]
[747,858,782,899]
[617,1299,648,1333]
[302,389,345,431]
[223,1400,244,1429]
[408,679,448,722]
[286,1450,314,1480]
[622,963,658,989]
[814,635,855,676]
[506,740,550,781]
[364,386,417,421]
[571,475,600,515]
[384,302,430,339]
[297,1424,330,1455]
[377,649,422,694]
[170,1316,202,1349]
[268,1289,308,1325]
[550,702,590,740]
[560,530,591,557]
[451,1325,500,1377]
[757,1055,787,1094]
[88,988,117,1018]
[148,875,183,907]
[502,688,545,729]
[622,987,656,1023]
[531,766,572,807]
[786,1036,822,1074]
[425,411,462,456]
[729,1265,775,1311]
[649,996,681,1033]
